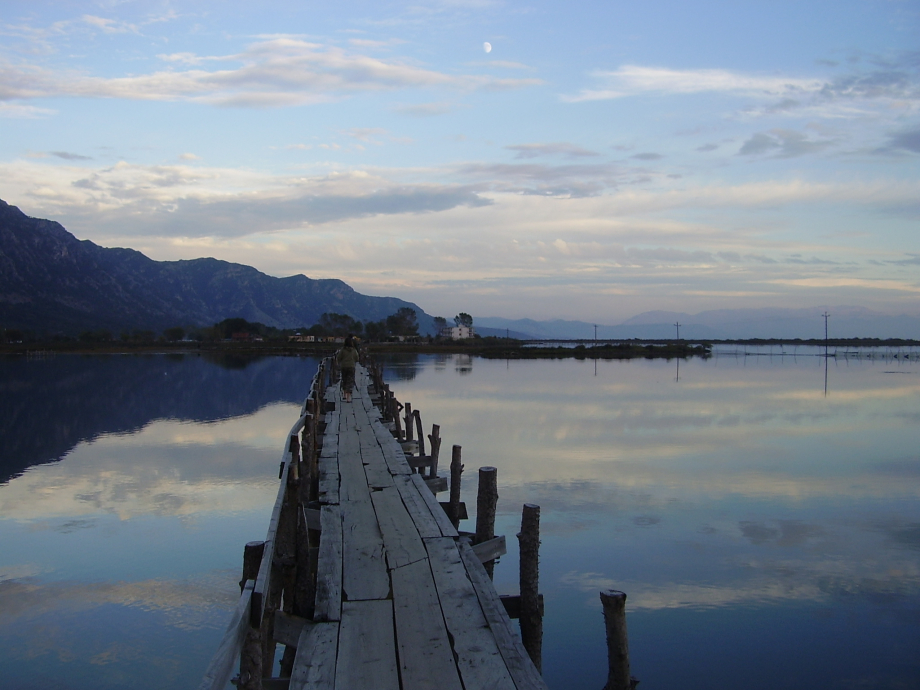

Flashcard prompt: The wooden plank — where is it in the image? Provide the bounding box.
[410,472,459,538]
[425,476,448,494]
[392,474,442,539]
[317,452,339,505]
[197,582,252,690]
[457,541,549,690]
[440,501,468,520]
[304,508,322,532]
[423,538,517,690]
[500,594,545,620]
[336,600,400,690]
[391,559,464,690]
[314,505,342,622]
[289,621,339,690]
[273,610,309,648]
[371,486,428,570]
[341,497,390,600]
[472,534,507,563]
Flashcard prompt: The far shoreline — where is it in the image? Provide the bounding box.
[2,336,918,359]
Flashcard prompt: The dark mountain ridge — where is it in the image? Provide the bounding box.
[0,199,433,334]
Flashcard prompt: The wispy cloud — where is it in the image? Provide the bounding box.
[738,129,836,158]
[505,142,600,159]
[0,38,543,109]
[563,65,824,103]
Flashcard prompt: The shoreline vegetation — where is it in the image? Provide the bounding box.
[2,337,918,360]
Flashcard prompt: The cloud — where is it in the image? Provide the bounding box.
[50,151,92,161]
[504,142,600,159]
[562,61,920,121]
[630,152,663,161]
[345,127,387,142]
[0,102,55,118]
[738,129,835,158]
[396,101,458,116]
[178,153,200,161]
[696,143,719,152]
[883,127,920,154]
[0,38,543,109]
[81,15,139,35]
[563,65,825,103]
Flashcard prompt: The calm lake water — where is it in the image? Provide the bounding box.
[1,349,918,689]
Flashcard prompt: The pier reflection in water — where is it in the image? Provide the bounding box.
[0,350,918,689]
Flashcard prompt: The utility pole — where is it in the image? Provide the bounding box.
[674,322,681,340]
[594,324,597,346]
[822,311,829,343]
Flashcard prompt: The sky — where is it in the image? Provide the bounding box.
[1,0,918,323]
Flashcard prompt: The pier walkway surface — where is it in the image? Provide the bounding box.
[289,365,547,690]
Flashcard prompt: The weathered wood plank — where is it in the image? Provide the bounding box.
[341,497,390,600]
[314,505,342,623]
[289,621,339,690]
[273,610,309,648]
[472,534,507,563]
[424,538,517,690]
[336,600,400,690]
[424,475,448,494]
[392,474,442,540]
[410,472,459,538]
[316,451,339,505]
[458,540,549,690]
[391,559,464,690]
[371,485,428,570]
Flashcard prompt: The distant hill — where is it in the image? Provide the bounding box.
[477,306,920,340]
[0,199,434,335]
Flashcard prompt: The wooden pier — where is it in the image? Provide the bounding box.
[200,359,549,690]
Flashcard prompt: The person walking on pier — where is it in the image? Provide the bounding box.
[336,335,360,403]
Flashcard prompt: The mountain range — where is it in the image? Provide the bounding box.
[0,198,433,335]
[477,305,920,340]
[3,198,918,340]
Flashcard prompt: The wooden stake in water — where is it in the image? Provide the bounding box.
[600,589,635,690]
[518,503,542,672]
[449,445,464,528]
[476,466,498,578]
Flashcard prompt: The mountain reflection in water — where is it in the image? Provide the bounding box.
[0,353,321,484]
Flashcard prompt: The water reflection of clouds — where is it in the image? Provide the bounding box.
[0,403,298,522]
[0,572,237,630]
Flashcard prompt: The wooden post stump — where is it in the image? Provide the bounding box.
[449,445,464,528]
[518,503,542,672]
[475,467,498,578]
[600,590,636,690]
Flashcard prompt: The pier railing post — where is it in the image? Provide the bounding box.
[600,590,636,690]
[518,503,542,672]
[475,466,498,578]
[449,445,464,528]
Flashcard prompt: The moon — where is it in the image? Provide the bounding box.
[483,42,492,53]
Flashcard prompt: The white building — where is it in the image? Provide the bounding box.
[440,325,475,339]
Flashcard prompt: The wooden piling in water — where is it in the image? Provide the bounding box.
[518,503,542,672]
[476,466,498,578]
[449,445,464,528]
[600,589,635,690]
[404,402,414,442]
[427,424,441,478]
